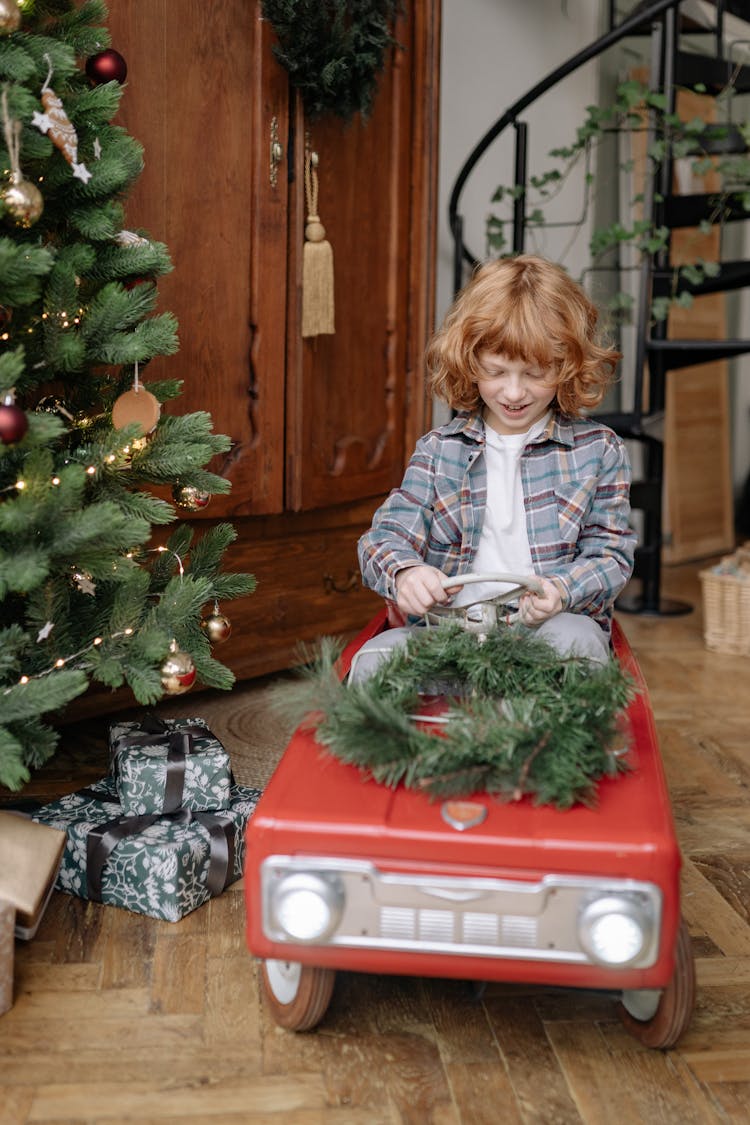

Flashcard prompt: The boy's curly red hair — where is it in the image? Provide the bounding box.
[427,255,621,417]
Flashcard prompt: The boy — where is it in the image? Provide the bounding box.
[357,255,636,668]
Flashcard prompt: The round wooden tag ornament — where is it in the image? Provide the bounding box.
[111,386,161,435]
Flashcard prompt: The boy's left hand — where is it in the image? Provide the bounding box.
[519,578,563,626]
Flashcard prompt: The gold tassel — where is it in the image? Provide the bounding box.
[302,147,335,337]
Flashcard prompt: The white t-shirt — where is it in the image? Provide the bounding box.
[452,414,549,607]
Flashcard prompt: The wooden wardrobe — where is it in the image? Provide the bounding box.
[106,1,441,680]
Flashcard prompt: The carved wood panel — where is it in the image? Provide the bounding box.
[284,10,418,511]
[101,0,440,682]
[107,0,289,517]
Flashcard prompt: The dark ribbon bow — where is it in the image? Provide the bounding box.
[80,793,236,903]
[112,716,232,815]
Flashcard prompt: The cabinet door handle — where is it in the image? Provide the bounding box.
[323,571,359,595]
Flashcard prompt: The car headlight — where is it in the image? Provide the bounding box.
[577,894,653,967]
[269,871,345,943]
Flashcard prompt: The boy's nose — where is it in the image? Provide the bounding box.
[504,373,525,399]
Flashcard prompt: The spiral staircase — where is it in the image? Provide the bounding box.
[448,0,750,615]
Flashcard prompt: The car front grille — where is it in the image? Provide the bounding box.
[261,855,662,967]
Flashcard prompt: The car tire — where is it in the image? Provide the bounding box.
[260,958,336,1031]
[618,915,695,1049]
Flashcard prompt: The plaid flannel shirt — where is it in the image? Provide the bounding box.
[358,410,636,633]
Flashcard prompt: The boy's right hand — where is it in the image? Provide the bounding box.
[395,565,458,617]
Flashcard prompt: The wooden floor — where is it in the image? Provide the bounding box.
[2,560,750,1124]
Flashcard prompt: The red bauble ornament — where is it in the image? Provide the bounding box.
[86,48,127,85]
[0,399,28,444]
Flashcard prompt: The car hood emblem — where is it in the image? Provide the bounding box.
[441,800,487,831]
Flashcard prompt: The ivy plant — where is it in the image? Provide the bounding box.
[486,76,750,326]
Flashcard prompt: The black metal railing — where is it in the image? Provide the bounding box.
[447,0,742,617]
[447,0,714,293]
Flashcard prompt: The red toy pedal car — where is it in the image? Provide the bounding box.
[244,578,695,1049]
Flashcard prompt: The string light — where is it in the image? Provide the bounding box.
[1,435,152,494]
[2,498,183,695]
[153,544,185,577]
[1,307,88,344]
[3,625,139,695]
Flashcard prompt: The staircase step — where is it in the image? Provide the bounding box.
[675,50,750,96]
[663,191,749,228]
[653,260,750,298]
[591,411,643,437]
[647,337,750,371]
[678,123,748,156]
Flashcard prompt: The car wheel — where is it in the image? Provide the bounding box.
[618,915,695,1049]
[260,958,335,1031]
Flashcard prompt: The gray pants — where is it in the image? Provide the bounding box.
[348,612,610,684]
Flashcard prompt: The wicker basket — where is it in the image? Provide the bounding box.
[700,546,750,656]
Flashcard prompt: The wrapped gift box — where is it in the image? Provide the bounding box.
[1,898,13,1016]
[31,777,262,923]
[108,716,233,815]
[0,811,67,939]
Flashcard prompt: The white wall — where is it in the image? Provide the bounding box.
[436,0,605,325]
[436,1,750,502]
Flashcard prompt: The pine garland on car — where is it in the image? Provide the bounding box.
[261,0,401,121]
[284,625,636,809]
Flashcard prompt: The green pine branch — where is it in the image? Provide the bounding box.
[285,627,635,809]
[0,0,255,790]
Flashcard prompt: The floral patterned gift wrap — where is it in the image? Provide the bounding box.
[32,777,262,923]
[108,716,233,815]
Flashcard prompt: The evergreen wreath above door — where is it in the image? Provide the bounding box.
[261,0,401,122]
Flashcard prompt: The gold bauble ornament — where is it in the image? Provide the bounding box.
[201,610,232,644]
[172,482,211,511]
[0,0,21,35]
[160,640,196,696]
[2,173,43,228]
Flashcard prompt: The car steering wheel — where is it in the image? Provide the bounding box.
[424,571,546,633]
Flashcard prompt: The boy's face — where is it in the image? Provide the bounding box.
[476,351,557,435]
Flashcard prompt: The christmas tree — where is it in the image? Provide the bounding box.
[0,0,255,791]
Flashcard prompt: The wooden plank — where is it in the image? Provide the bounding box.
[681,857,750,956]
[624,77,734,565]
[483,996,582,1124]
[0,1088,34,1125]
[100,906,157,990]
[0,1048,257,1088]
[150,931,206,1015]
[427,983,525,1125]
[23,1076,329,1122]
[663,88,735,563]
[546,1020,712,1124]
[318,1031,457,1122]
